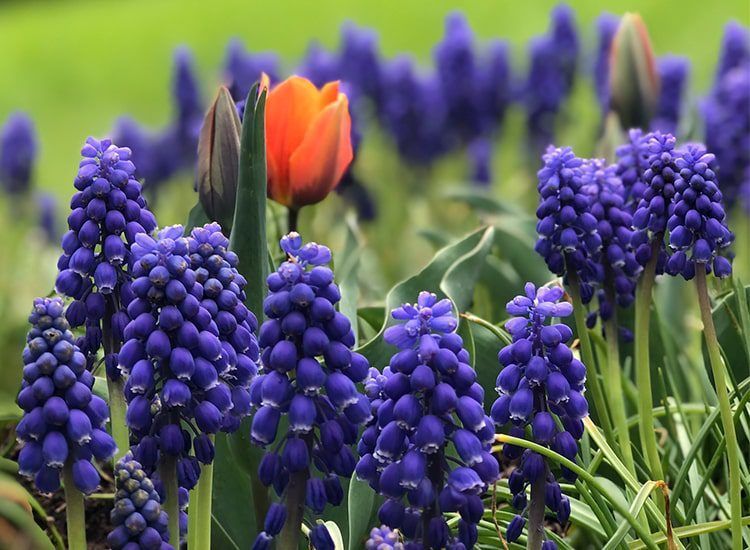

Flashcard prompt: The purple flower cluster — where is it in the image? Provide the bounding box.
[55,138,157,359]
[224,38,280,103]
[0,111,36,195]
[615,129,650,205]
[703,23,750,211]
[17,298,116,494]
[652,56,690,135]
[666,145,734,279]
[534,147,602,302]
[120,224,258,489]
[249,233,369,549]
[523,4,580,153]
[108,453,174,550]
[631,132,678,268]
[581,159,640,328]
[356,292,499,549]
[490,284,584,546]
[366,525,404,549]
[339,22,386,110]
[592,13,619,116]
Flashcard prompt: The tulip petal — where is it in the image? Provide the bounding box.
[287,95,353,208]
[266,77,326,205]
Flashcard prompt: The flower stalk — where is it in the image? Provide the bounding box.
[567,272,613,440]
[62,461,86,550]
[103,297,129,461]
[526,473,547,549]
[194,435,215,550]
[160,454,181,548]
[695,268,742,550]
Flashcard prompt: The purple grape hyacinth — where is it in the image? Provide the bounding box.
[491,283,585,546]
[121,224,258,489]
[17,297,116,494]
[356,292,499,549]
[224,38,280,102]
[665,144,734,279]
[593,13,619,116]
[108,452,174,550]
[652,55,690,135]
[250,233,370,549]
[55,137,158,359]
[534,146,602,303]
[630,132,678,270]
[581,159,641,330]
[366,525,405,549]
[615,128,650,205]
[714,21,749,82]
[0,111,36,195]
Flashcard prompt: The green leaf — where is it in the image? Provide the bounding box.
[357,227,490,366]
[323,521,345,550]
[440,226,495,311]
[213,83,270,540]
[337,216,362,346]
[712,283,750,381]
[184,202,211,234]
[346,475,378,550]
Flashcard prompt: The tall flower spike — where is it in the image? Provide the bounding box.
[250,233,370,548]
[123,224,257,489]
[714,21,749,82]
[108,452,175,550]
[665,144,734,279]
[223,38,280,102]
[339,22,385,109]
[630,131,678,270]
[581,159,641,331]
[534,146,602,303]
[614,128,650,205]
[652,55,690,135]
[491,283,585,546]
[55,137,157,359]
[171,47,203,167]
[703,64,750,211]
[357,291,499,549]
[593,13,619,116]
[476,39,512,134]
[0,111,36,195]
[17,298,116,494]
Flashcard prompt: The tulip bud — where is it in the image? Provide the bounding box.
[197,86,242,233]
[609,13,659,130]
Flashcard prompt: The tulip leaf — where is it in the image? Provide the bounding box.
[346,474,379,550]
[357,227,491,367]
[197,86,243,234]
[211,83,270,541]
[183,202,210,234]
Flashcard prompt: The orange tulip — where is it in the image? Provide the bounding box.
[264,75,353,210]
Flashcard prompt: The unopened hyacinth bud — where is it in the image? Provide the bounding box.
[17,297,116,494]
[108,453,174,550]
[366,525,404,549]
[250,233,370,548]
[357,291,498,549]
[535,146,602,303]
[55,137,157,360]
[581,159,641,329]
[123,223,258,489]
[491,283,584,545]
[630,131,677,269]
[665,144,734,279]
[0,111,36,195]
[652,56,690,135]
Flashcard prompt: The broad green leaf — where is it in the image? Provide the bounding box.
[347,475,378,550]
[358,227,490,367]
[440,226,495,311]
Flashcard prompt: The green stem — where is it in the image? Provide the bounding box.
[195,437,215,550]
[634,245,664,483]
[103,297,129,460]
[187,487,199,549]
[277,468,309,549]
[159,454,181,547]
[288,207,299,233]
[62,461,86,550]
[603,292,635,475]
[526,473,547,549]
[566,272,614,440]
[695,268,743,550]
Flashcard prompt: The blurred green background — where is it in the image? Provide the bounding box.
[0,0,747,194]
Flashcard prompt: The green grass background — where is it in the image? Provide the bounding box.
[0,0,747,195]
